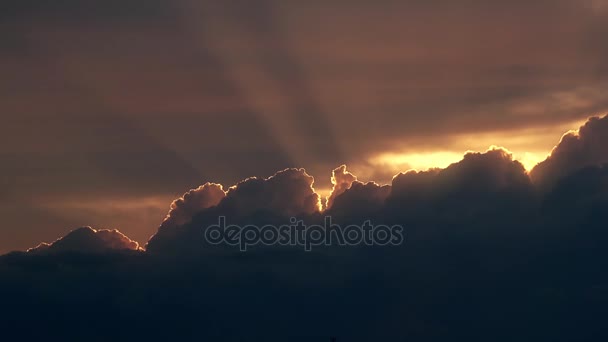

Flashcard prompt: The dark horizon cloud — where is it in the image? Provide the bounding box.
[27,226,141,254]
[2,116,608,341]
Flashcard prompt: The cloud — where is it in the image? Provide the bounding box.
[3,115,608,341]
[16,116,608,257]
[531,114,608,189]
[325,165,358,210]
[323,165,391,220]
[219,168,322,218]
[327,180,391,222]
[541,163,608,222]
[146,168,321,253]
[390,147,530,197]
[160,183,226,230]
[27,226,140,254]
[384,147,535,223]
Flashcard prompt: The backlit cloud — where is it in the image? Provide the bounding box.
[325,165,358,210]
[160,183,226,230]
[2,115,608,341]
[27,226,140,254]
[531,115,608,189]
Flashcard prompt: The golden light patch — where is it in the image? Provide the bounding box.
[370,151,464,172]
[369,149,546,174]
[514,152,546,171]
[366,118,589,176]
[313,187,333,200]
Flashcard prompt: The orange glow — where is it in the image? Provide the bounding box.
[364,118,590,178]
[516,152,547,171]
[370,151,464,171]
[369,149,545,174]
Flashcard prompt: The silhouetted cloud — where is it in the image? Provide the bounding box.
[381,147,536,227]
[541,163,608,222]
[219,168,322,217]
[327,180,391,223]
[531,115,608,189]
[160,183,226,230]
[2,116,608,341]
[146,168,321,253]
[9,115,608,257]
[27,226,140,254]
[326,165,358,210]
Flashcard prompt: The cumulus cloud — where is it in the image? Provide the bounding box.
[531,114,608,189]
[160,182,226,230]
[325,165,358,210]
[219,168,321,218]
[389,147,530,195]
[434,147,531,195]
[19,116,608,257]
[542,164,608,220]
[27,226,140,254]
[323,164,391,220]
[3,115,608,341]
[145,168,322,253]
[327,180,391,222]
[385,147,534,222]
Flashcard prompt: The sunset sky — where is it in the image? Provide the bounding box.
[2,0,608,253]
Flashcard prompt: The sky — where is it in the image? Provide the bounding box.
[2,0,608,253]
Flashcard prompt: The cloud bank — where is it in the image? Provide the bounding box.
[51,113,606,254]
[5,114,606,246]
[2,114,608,341]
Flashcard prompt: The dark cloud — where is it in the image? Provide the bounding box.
[140,119,596,257]
[323,165,391,221]
[219,168,321,218]
[540,164,608,232]
[394,148,528,191]
[3,116,608,341]
[159,183,226,230]
[531,115,608,189]
[325,165,358,210]
[327,181,391,223]
[27,226,140,254]
[146,168,321,253]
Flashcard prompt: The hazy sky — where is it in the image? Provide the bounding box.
[2,0,608,252]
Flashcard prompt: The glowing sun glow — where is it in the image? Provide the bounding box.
[370,151,465,171]
[369,149,546,174]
